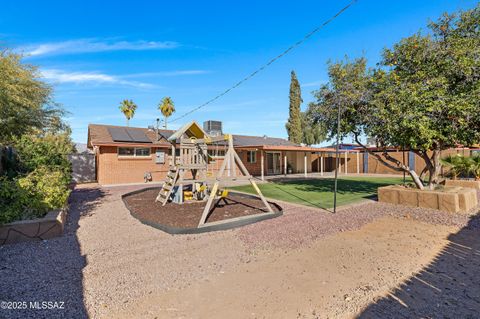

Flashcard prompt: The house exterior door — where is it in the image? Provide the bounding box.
[266,152,281,175]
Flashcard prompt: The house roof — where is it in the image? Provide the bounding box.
[87,124,173,147]
[87,123,333,152]
[232,134,298,147]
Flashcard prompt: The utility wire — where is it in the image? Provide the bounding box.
[170,0,358,123]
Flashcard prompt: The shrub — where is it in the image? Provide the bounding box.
[469,155,480,181]
[18,166,70,209]
[13,132,75,181]
[440,154,471,179]
[0,176,30,224]
[0,167,70,225]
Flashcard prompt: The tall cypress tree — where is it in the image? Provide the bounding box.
[286,70,303,144]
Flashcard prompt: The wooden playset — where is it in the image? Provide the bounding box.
[155,121,273,227]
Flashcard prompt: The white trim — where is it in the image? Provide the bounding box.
[247,150,257,163]
[117,146,152,158]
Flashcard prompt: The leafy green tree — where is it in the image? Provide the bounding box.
[119,99,137,126]
[158,97,175,129]
[286,71,303,144]
[0,51,64,144]
[306,5,480,189]
[13,131,75,180]
[301,112,326,146]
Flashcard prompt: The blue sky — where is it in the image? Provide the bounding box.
[1,0,477,143]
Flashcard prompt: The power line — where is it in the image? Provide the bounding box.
[170,0,358,123]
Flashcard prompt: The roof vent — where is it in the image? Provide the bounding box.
[263,135,268,139]
[203,120,222,137]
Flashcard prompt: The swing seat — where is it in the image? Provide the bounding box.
[217,189,229,198]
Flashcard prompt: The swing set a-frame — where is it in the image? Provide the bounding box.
[155,121,273,227]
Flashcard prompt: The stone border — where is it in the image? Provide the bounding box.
[378,185,478,213]
[444,179,480,190]
[122,187,283,234]
[0,209,67,245]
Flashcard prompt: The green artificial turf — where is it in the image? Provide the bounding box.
[231,176,409,209]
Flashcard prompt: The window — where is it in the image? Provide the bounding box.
[118,147,134,156]
[135,148,150,156]
[168,148,181,157]
[247,150,257,163]
[207,149,226,158]
[118,147,151,157]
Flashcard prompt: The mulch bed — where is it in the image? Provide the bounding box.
[123,188,281,229]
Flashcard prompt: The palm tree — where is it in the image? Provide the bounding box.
[440,154,470,180]
[158,97,175,129]
[119,99,137,126]
[469,155,480,180]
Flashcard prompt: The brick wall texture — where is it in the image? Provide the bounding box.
[96,147,298,185]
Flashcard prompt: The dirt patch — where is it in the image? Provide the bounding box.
[110,217,471,319]
[123,188,280,228]
[3,184,477,319]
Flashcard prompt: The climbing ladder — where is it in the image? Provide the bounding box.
[155,166,179,205]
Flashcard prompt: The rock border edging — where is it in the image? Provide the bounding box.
[121,187,283,234]
[0,209,67,245]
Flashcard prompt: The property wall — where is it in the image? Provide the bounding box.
[68,153,96,183]
[310,148,476,176]
[367,151,405,175]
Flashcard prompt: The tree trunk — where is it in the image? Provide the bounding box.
[164,115,168,129]
[409,169,425,190]
[428,149,442,189]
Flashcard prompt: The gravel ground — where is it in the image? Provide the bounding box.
[237,197,477,250]
[0,185,478,318]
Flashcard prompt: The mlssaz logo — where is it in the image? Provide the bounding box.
[29,301,65,310]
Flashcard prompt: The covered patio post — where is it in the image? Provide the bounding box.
[317,153,320,172]
[344,150,348,174]
[284,153,287,176]
[356,151,360,174]
[321,153,324,176]
[261,150,264,181]
[304,152,307,177]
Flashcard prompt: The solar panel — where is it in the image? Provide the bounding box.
[108,127,133,142]
[126,128,152,143]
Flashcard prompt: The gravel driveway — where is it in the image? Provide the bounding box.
[0,184,478,318]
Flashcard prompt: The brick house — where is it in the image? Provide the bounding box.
[87,122,328,185]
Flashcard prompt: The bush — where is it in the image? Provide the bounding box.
[0,167,70,225]
[440,154,471,179]
[469,155,480,181]
[0,176,30,224]
[13,132,75,181]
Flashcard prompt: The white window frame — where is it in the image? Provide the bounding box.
[207,149,226,159]
[118,147,151,158]
[247,150,257,163]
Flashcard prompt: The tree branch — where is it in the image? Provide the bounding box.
[354,134,406,171]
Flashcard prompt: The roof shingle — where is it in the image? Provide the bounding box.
[88,123,308,149]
